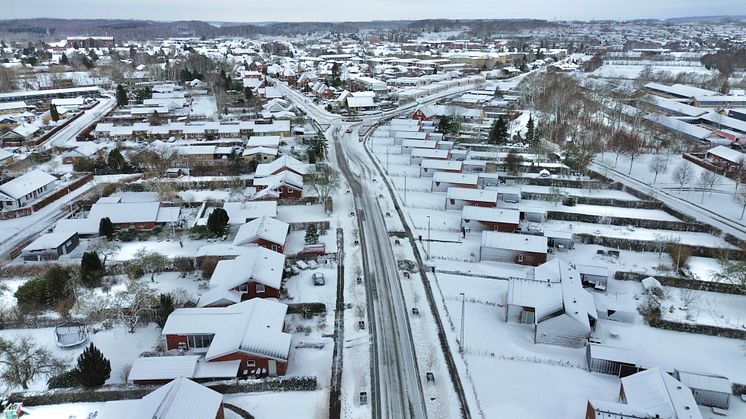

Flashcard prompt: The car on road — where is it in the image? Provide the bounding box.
[312,272,325,286]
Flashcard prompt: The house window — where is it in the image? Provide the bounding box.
[517,254,524,262]
[187,334,214,349]
[256,284,266,293]
[247,360,256,368]
[239,283,249,293]
[271,244,278,251]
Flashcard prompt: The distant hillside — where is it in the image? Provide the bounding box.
[0,18,560,41]
[665,15,746,24]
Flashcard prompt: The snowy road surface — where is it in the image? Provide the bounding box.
[40,97,115,150]
[274,78,480,419]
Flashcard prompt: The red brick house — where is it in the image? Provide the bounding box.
[233,216,289,253]
[197,246,285,307]
[479,231,547,266]
[445,187,498,210]
[253,170,303,200]
[162,299,291,377]
[461,206,520,233]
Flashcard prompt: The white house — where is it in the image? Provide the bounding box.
[507,259,597,347]
[0,170,57,210]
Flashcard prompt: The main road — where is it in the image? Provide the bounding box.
[273,79,479,419]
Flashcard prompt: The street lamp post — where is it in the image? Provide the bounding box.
[426,216,431,260]
[459,292,465,354]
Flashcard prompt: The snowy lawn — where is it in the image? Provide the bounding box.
[224,391,328,419]
[0,323,160,392]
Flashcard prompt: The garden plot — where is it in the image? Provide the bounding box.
[177,189,233,202]
[596,152,746,229]
[0,323,160,392]
[519,200,679,221]
[659,287,746,330]
[224,391,328,419]
[284,267,337,308]
[541,219,735,248]
[284,230,337,255]
[519,184,641,201]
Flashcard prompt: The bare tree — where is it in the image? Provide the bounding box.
[307,163,341,207]
[648,155,668,184]
[736,184,746,220]
[673,161,694,193]
[113,280,157,333]
[697,171,718,203]
[88,237,120,269]
[0,335,67,390]
[679,288,702,309]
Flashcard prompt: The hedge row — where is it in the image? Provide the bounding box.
[648,317,746,340]
[503,175,614,189]
[546,211,713,233]
[9,376,318,406]
[521,192,660,209]
[287,302,327,315]
[575,234,744,260]
[614,271,746,295]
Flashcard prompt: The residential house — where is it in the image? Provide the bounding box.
[480,231,547,266]
[232,216,289,253]
[420,159,462,177]
[507,259,597,347]
[586,344,642,377]
[461,206,520,233]
[586,367,703,419]
[162,299,292,377]
[20,231,80,261]
[432,172,478,192]
[446,187,498,210]
[222,201,278,225]
[674,370,731,410]
[0,170,57,210]
[255,155,309,179]
[197,246,285,307]
[253,171,303,200]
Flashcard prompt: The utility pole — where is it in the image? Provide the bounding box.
[404,173,407,205]
[426,215,431,260]
[459,292,465,354]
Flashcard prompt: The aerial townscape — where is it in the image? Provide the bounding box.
[0,1,746,418]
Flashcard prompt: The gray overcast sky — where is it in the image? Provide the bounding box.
[3,0,746,22]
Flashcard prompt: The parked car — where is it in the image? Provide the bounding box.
[312,272,325,286]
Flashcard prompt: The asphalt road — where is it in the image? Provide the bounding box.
[274,80,480,419]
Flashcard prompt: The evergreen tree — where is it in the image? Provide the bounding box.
[107,148,130,173]
[526,116,536,145]
[73,344,111,388]
[305,224,319,245]
[80,252,104,288]
[59,53,69,65]
[98,217,115,240]
[155,293,175,327]
[115,84,128,107]
[488,116,508,144]
[49,103,60,122]
[206,208,229,236]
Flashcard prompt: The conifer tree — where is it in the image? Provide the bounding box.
[74,343,111,388]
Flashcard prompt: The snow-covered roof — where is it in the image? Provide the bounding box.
[162,299,292,361]
[253,170,303,191]
[0,170,56,199]
[137,377,224,419]
[588,344,636,364]
[707,145,744,164]
[645,82,717,99]
[22,231,76,252]
[128,355,201,382]
[88,201,161,224]
[246,135,281,148]
[255,155,309,178]
[402,139,437,149]
[482,231,547,254]
[421,159,462,171]
[233,216,289,247]
[462,206,519,224]
[447,187,497,203]
[433,171,478,185]
[411,148,449,159]
[242,146,279,157]
[346,96,375,108]
[198,247,285,307]
[222,201,278,224]
[675,370,731,394]
[0,101,30,112]
[621,368,703,419]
